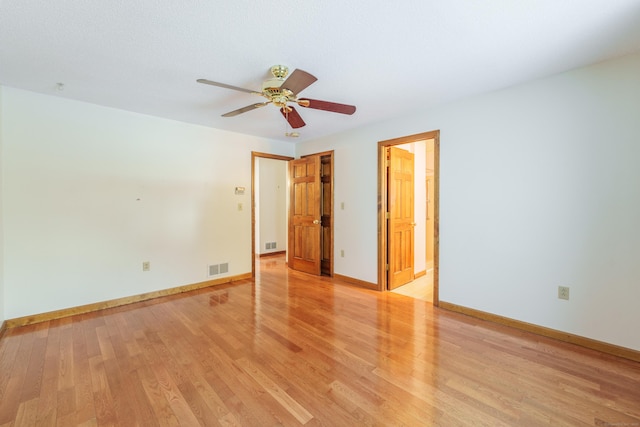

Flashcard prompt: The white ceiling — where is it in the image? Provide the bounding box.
[2,1,640,143]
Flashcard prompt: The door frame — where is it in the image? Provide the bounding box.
[377,131,440,306]
[251,151,294,278]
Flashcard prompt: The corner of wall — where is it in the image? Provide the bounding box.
[0,84,5,325]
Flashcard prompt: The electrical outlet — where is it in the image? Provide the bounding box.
[558,286,570,300]
[142,261,150,272]
[340,250,344,257]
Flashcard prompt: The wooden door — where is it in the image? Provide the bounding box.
[289,155,322,275]
[320,155,333,276]
[426,176,434,270]
[388,146,415,289]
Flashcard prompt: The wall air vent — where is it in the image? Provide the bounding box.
[209,264,219,276]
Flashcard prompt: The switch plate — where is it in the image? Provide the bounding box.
[558,286,570,300]
[142,261,150,272]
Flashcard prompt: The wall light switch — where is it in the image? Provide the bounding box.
[237,203,243,211]
[558,286,570,300]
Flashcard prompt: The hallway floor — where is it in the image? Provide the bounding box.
[391,269,434,302]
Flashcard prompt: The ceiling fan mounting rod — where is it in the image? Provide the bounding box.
[270,65,289,79]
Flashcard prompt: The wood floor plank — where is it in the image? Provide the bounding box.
[1,254,640,426]
[235,357,313,424]
[0,333,22,395]
[71,333,95,425]
[94,326,115,361]
[175,379,224,427]
[88,356,117,426]
[13,397,39,427]
[0,333,35,424]
[206,341,294,425]
[136,363,180,427]
[150,362,201,426]
[157,334,234,423]
[57,386,76,419]
[18,336,48,403]
[328,379,413,426]
[34,376,58,426]
[82,317,104,359]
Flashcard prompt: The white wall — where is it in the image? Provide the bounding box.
[1,87,294,319]
[257,158,287,255]
[297,52,640,351]
[299,137,379,283]
[0,86,4,324]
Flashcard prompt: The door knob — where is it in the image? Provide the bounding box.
[313,219,320,224]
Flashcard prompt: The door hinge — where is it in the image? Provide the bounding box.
[386,264,389,271]
[386,212,390,219]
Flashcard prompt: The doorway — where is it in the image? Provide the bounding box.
[288,151,334,277]
[378,131,439,305]
[251,152,294,279]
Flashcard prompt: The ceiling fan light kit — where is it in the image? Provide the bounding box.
[198,65,356,130]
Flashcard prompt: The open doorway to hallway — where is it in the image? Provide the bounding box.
[251,150,334,279]
[378,131,439,305]
[251,152,293,279]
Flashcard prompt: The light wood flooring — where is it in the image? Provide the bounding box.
[1,255,639,426]
[391,270,433,302]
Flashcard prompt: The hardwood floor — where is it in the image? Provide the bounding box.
[1,255,639,426]
[391,270,433,302]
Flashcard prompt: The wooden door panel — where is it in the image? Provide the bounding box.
[292,224,317,258]
[289,156,322,275]
[320,156,332,276]
[426,177,434,268]
[388,147,415,289]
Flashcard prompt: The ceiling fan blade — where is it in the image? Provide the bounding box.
[222,102,270,117]
[281,69,317,95]
[298,98,356,115]
[197,78,261,95]
[280,106,306,128]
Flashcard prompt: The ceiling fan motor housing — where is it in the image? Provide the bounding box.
[262,77,295,107]
[262,65,289,92]
[262,77,284,93]
[262,65,297,107]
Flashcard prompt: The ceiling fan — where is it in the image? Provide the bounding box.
[197,65,356,130]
